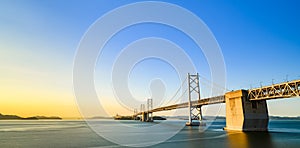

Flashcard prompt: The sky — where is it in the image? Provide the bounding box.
[1,0,300,118]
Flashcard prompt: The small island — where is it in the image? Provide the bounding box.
[114,114,134,120]
[0,113,62,120]
[113,114,166,120]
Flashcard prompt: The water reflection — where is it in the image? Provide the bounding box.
[227,131,273,148]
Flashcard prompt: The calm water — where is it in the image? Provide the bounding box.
[0,119,300,148]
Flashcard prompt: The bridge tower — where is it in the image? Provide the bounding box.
[147,98,153,122]
[133,108,138,120]
[140,99,153,122]
[140,104,146,122]
[186,73,203,126]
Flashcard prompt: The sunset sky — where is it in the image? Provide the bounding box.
[1,0,300,118]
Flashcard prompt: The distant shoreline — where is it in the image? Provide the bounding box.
[0,113,62,120]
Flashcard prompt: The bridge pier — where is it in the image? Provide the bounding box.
[140,112,153,122]
[224,90,269,131]
[141,112,147,122]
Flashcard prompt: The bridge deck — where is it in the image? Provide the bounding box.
[134,95,225,115]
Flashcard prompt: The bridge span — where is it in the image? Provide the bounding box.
[135,95,225,115]
[132,73,300,131]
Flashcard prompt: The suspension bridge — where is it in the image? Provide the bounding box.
[131,73,300,131]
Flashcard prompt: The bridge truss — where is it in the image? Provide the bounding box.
[248,79,300,101]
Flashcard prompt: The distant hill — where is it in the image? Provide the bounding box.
[89,116,113,119]
[0,113,61,120]
[32,116,62,120]
[153,116,166,120]
[270,116,300,120]
[0,113,22,120]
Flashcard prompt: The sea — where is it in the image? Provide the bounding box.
[0,119,300,148]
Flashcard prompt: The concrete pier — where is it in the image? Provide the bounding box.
[224,90,269,131]
[141,112,147,122]
[140,112,153,122]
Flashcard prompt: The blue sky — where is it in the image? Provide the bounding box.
[1,0,300,117]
